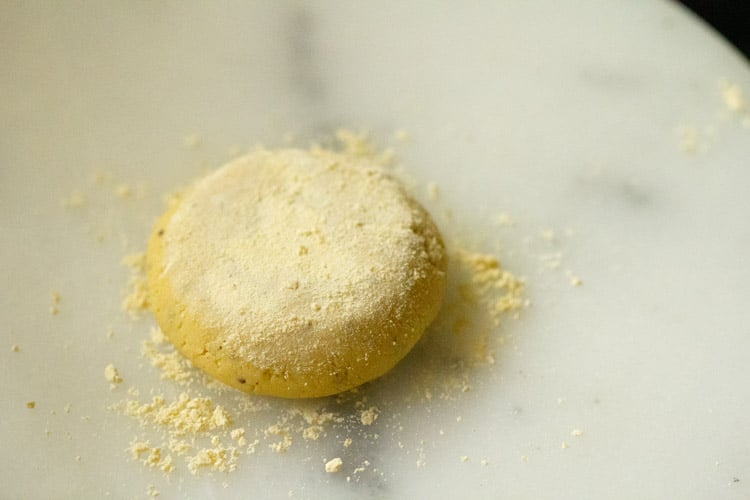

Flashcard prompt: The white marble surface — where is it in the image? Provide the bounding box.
[2,1,749,498]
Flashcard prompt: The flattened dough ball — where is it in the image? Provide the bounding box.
[146,148,447,398]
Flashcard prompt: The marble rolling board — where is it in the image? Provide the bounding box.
[1,1,749,498]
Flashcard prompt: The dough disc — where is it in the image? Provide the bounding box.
[147,148,447,398]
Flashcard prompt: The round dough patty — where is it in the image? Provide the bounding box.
[147,148,447,398]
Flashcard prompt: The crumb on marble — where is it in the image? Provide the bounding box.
[493,212,515,227]
[567,271,583,287]
[360,406,379,426]
[393,129,412,143]
[427,182,439,201]
[720,79,746,113]
[122,253,149,315]
[114,184,133,199]
[325,457,343,473]
[539,252,563,270]
[540,229,556,241]
[61,191,86,208]
[183,134,202,149]
[677,125,706,154]
[105,363,123,386]
[50,291,61,315]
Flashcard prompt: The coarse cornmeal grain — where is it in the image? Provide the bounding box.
[146,148,447,398]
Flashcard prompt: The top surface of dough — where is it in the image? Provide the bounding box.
[158,148,445,376]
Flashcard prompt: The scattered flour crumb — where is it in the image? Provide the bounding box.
[27,401,36,409]
[122,253,149,316]
[562,442,570,449]
[11,344,20,352]
[334,129,376,158]
[332,129,395,166]
[459,455,469,463]
[343,438,353,448]
[115,184,133,199]
[92,169,111,185]
[676,125,708,154]
[325,457,343,473]
[481,458,489,466]
[427,182,439,201]
[458,251,527,323]
[246,439,260,455]
[146,484,160,498]
[302,426,323,441]
[141,329,193,383]
[121,393,232,436]
[493,212,515,227]
[129,439,174,473]
[104,364,123,387]
[352,460,370,476]
[50,291,61,315]
[567,272,583,287]
[571,429,584,437]
[266,424,293,453]
[61,191,86,208]
[183,134,202,149]
[230,428,247,446]
[540,229,556,241]
[539,252,563,271]
[720,80,746,113]
[360,407,379,426]
[187,442,239,474]
[393,129,412,143]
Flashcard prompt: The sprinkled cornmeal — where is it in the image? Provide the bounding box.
[104,364,123,387]
[50,291,61,316]
[720,79,746,113]
[122,253,148,316]
[325,457,343,473]
[360,407,379,426]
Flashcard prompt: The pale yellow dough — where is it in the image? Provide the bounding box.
[147,148,446,398]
